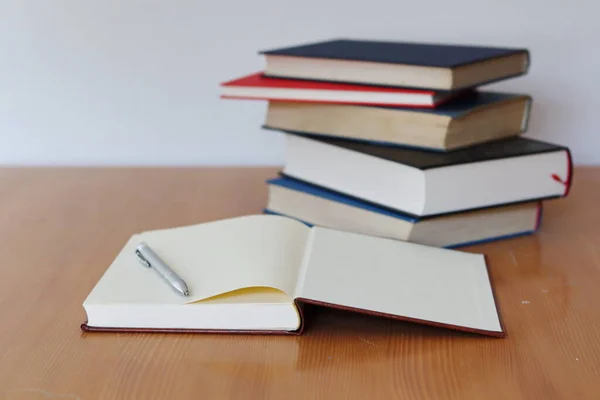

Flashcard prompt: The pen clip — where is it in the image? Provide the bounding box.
[135,249,151,268]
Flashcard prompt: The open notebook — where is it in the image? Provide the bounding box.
[82,215,504,337]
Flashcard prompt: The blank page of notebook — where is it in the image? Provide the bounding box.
[296,227,502,333]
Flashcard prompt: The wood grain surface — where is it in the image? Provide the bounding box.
[0,167,598,400]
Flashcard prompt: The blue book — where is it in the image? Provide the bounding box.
[261,39,529,90]
[265,91,532,151]
[266,177,542,249]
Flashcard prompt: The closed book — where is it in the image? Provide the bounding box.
[261,39,529,90]
[265,92,531,151]
[281,133,572,217]
[82,215,503,337]
[266,177,542,248]
[220,72,459,107]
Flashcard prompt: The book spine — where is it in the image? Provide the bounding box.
[534,202,543,231]
[564,149,573,196]
[550,150,573,196]
[523,50,532,74]
[521,96,533,132]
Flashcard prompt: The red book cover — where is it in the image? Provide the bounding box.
[220,73,459,107]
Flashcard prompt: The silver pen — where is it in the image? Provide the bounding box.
[135,242,190,296]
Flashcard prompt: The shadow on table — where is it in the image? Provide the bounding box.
[291,303,491,370]
[302,302,481,338]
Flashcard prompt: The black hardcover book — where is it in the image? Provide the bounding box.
[280,132,571,217]
[301,136,564,169]
[261,39,530,91]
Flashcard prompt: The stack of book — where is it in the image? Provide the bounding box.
[221,39,572,248]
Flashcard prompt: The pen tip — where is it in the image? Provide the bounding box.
[183,290,190,296]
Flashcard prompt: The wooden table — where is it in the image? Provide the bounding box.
[0,167,599,400]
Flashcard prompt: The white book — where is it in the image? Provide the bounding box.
[282,134,571,217]
[82,215,504,337]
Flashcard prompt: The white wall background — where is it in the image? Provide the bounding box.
[0,0,597,165]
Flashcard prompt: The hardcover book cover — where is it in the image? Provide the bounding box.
[261,39,529,69]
